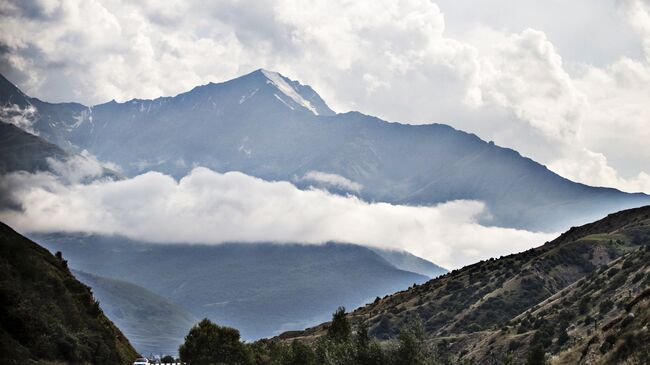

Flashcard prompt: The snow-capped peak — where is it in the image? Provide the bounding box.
[260,69,319,115]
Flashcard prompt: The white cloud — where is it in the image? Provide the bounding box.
[0,166,553,269]
[296,171,362,192]
[1,0,649,194]
[0,104,38,134]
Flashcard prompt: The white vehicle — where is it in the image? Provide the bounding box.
[133,358,150,365]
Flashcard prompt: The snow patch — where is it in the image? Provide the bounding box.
[239,88,259,104]
[261,69,319,115]
[274,94,295,110]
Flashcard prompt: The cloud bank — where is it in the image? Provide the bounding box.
[0,166,553,269]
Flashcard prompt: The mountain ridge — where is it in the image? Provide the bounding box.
[1,70,647,231]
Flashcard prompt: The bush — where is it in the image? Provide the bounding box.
[179,318,252,365]
[327,306,351,343]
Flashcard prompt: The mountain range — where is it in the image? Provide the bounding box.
[32,233,442,354]
[1,71,648,231]
[2,69,650,361]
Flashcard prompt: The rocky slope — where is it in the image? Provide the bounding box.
[280,206,650,364]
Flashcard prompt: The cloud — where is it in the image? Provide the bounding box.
[0,103,38,134]
[1,0,649,194]
[296,171,362,192]
[46,150,115,183]
[0,166,553,269]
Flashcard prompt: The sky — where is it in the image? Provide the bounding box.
[0,0,648,268]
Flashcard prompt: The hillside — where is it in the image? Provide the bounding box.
[456,245,650,365]
[74,270,197,357]
[0,222,137,364]
[0,122,69,174]
[32,234,432,340]
[279,206,650,363]
[1,72,647,231]
[0,121,119,181]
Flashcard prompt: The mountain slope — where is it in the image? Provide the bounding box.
[1,71,647,231]
[32,234,432,340]
[437,246,650,365]
[372,248,447,279]
[73,270,197,357]
[0,122,69,174]
[0,222,137,364]
[0,121,119,179]
[279,206,650,361]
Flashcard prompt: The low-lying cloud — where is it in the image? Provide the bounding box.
[295,170,363,192]
[0,166,554,269]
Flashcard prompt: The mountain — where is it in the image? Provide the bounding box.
[0,121,119,179]
[472,246,650,364]
[0,122,69,174]
[0,222,137,364]
[32,233,432,340]
[73,270,197,357]
[279,205,650,364]
[371,248,447,279]
[1,71,647,231]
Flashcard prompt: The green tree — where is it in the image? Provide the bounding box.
[161,355,176,363]
[289,340,315,365]
[327,306,351,343]
[179,318,252,365]
[394,319,432,365]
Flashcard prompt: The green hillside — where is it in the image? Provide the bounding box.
[0,222,138,364]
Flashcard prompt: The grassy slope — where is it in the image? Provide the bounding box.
[0,222,138,364]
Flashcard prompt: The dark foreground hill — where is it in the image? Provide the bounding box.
[0,222,137,364]
[279,206,650,364]
[1,72,648,231]
[33,234,434,340]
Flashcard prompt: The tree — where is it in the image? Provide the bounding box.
[289,340,315,365]
[394,319,432,365]
[179,318,252,365]
[161,355,175,363]
[327,306,351,343]
[526,344,546,365]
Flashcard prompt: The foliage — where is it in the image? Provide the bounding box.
[328,306,352,343]
[0,223,137,364]
[179,318,253,365]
